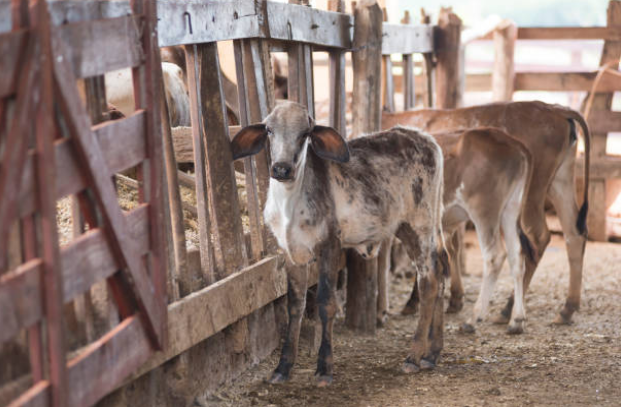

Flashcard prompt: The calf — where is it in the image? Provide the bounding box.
[396,127,536,333]
[231,101,446,386]
[383,101,591,326]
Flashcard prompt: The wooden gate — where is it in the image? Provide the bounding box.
[0,0,167,405]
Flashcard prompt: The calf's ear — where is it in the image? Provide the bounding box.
[309,125,350,163]
[230,124,267,160]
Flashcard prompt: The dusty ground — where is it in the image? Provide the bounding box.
[197,230,620,407]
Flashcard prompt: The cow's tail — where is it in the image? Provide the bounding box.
[561,108,591,237]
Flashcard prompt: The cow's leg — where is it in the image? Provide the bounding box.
[315,235,342,387]
[495,204,550,325]
[377,238,393,326]
[402,275,419,315]
[425,251,447,368]
[501,215,528,334]
[396,223,439,372]
[547,153,587,325]
[462,224,505,333]
[269,263,308,383]
[446,228,465,313]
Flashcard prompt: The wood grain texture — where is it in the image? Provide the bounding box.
[381,23,434,54]
[58,16,142,79]
[435,8,462,109]
[0,29,27,98]
[492,21,517,101]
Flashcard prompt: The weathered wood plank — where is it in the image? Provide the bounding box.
[184,44,216,284]
[266,1,352,49]
[577,155,621,179]
[191,42,247,277]
[131,256,285,378]
[492,20,517,101]
[515,71,621,92]
[517,26,621,40]
[7,316,151,407]
[435,8,462,109]
[381,23,434,54]
[0,206,149,346]
[589,110,621,134]
[18,111,147,218]
[58,16,142,78]
[53,33,162,347]
[0,29,27,98]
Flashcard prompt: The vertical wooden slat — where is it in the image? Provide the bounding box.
[435,7,462,109]
[184,44,217,284]
[491,20,517,102]
[347,0,383,334]
[33,0,68,404]
[189,42,248,277]
[130,0,168,345]
[401,11,415,110]
[329,0,347,136]
[381,8,395,113]
[584,1,621,241]
[421,9,434,108]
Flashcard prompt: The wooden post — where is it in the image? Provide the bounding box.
[329,0,347,136]
[381,8,395,112]
[402,10,415,110]
[492,20,517,102]
[347,0,382,334]
[421,8,435,107]
[585,1,621,241]
[435,7,462,109]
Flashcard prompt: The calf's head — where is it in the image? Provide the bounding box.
[231,102,350,183]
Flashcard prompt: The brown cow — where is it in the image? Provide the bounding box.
[390,127,536,333]
[383,101,590,327]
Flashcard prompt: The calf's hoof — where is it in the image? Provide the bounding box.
[315,374,333,387]
[459,322,476,334]
[401,303,418,316]
[267,371,290,384]
[377,311,388,327]
[506,320,525,335]
[552,304,577,325]
[420,358,436,371]
[446,298,464,314]
[402,357,421,374]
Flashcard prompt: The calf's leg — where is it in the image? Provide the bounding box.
[446,228,465,313]
[269,263,308,383]
[315,235,342,387]
[547,155,587,325]
[396,223,440,372]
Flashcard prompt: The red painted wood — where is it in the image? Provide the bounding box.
[0,40,37,270]
[52,34,162,348]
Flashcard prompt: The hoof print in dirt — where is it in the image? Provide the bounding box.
[267,372,289,384]
[315,374,333,387]
[459,322,476,334]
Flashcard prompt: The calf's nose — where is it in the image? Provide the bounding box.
[271,162,293,180]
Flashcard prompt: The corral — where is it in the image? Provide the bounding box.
[0,0,619,406]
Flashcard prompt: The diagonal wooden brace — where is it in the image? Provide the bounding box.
[50,31,163,349]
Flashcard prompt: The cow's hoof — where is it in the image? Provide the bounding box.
[402,357,421,373]
[267,372,290,384]
[492,313,510,325]
[552,313,573,326]
[446,298,464,314]
[506,320,525,335]
[401,303,418,316]
[377,312,388,327]
[315,374,333,387]
[459,322,476,334]
[420,358,436,371]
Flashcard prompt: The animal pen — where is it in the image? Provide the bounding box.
[0,0,443,405]
[1,0,617,405]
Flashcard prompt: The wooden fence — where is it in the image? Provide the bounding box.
[0,0,439,406]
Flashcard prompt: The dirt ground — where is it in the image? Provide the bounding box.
[196,228,621,407]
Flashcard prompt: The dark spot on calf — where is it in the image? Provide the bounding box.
[396,222,422,261]
[411,177,423,205]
